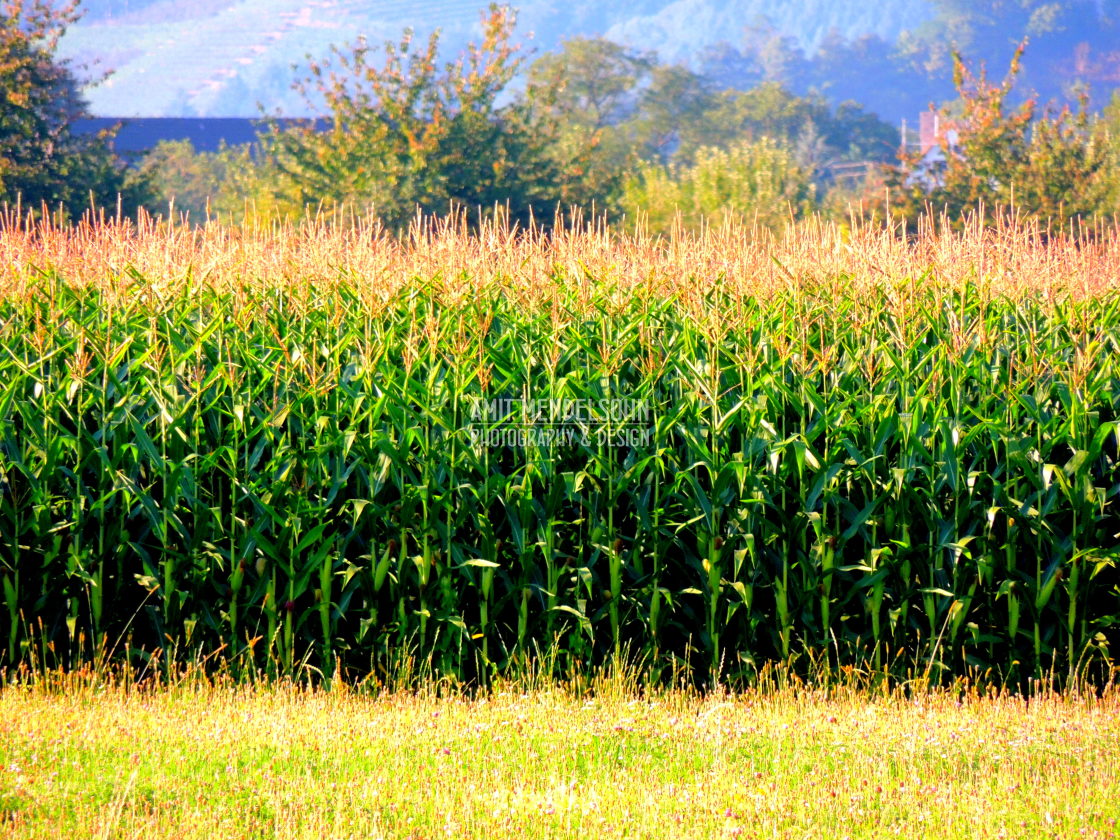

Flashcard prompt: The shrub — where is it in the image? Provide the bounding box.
[621,136,815,234]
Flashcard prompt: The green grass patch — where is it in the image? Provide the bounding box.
[1,672,1118,838]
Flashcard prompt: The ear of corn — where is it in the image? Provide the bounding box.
[0,210,1118,686]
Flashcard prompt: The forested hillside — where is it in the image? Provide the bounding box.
[56,0,1119,120]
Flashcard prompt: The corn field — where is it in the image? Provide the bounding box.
[0,208,1118,686]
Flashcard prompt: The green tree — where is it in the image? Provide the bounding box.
[134,138,282,223]
[523,39,898,215]
[1099,92,1120,216]
[523,37,655,212]
[0,0,148,216]
[824,100,901,163]
[695,82,823,153]
[620,136,815,234]
[630,64,718,164]
[682,83,895,160]
[739,16,810,89]
[671,82,898,204]
[258,5,561,228]
[526,36,654,132]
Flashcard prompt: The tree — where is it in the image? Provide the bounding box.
[885,44,1112,228]
[809,31,937,127]
[1099,92,1120,216]
[257,5,561,229]
[630,64,718,164]
[676,83,898,178]
[825,101,901,163]
[696,20,810,95]
[698,40,762,92]
[526,37,654,132]
[739,16,811,90]
[900,1,1120,111]
[0,0,148,215]
[133,139,283,223]
[620,136,815,235]
[523,37,655,212]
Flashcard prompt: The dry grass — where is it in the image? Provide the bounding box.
[0,671,1118,839]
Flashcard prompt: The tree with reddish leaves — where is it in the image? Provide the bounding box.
[0,0,148,217]
[885,43,1112,230]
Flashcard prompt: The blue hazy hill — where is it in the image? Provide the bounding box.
[57,0,1119,124]
[58,0,935,117]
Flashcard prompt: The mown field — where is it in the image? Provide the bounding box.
[1,668,1119,839]
[0,209,1118,688]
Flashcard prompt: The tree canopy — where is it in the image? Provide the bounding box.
[124,3,1117,233]
[0,0,147,215]
[256,5,562,228]
[886,44,1113,228]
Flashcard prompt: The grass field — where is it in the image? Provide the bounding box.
[1,669,1119,839]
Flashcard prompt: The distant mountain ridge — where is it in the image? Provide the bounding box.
[58,0,936,117]
[603,0,932,63]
